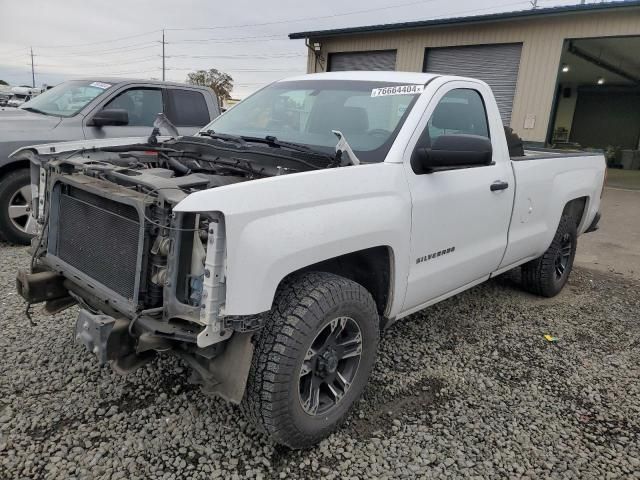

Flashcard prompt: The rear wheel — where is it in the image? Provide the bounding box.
[0,169,35,245]
[521,214,577,297]
[242,272,379,449]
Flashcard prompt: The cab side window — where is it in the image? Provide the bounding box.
[417,88,489,148]
[105,88,163,127]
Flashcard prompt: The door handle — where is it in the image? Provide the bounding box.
[490,180,509,192]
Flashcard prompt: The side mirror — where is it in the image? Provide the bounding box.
[411,134,493,174]
[88,108,129,127]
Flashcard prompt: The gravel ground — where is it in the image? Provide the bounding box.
[1,241,639,479]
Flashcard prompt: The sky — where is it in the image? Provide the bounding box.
[0,0,600,98]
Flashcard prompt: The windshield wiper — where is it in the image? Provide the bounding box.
[244,135,337,163]
[199,131,336,164]
[241,135,309,152]
[179,136,327,171]
[198,130,246,145]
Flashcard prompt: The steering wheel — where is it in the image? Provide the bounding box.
[367,128,392,137]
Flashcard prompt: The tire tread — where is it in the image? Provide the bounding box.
[242,271,379,448]
[521,214,577,297]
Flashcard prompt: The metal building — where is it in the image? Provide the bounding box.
[289,1,640,151]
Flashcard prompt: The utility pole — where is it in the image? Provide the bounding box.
[30,47,35,87]
[162,30,165,81]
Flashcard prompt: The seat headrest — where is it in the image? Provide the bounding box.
[431,102,474,132]
[339,106,369,134]
[307,104,369,135]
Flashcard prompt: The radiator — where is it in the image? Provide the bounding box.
[51,185,141,301]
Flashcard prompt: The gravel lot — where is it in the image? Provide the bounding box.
[1,236,639,479]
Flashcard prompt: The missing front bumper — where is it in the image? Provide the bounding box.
[75,310,118,365]
[16,269,68,304]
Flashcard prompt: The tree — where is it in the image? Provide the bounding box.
[0,80,8,86]
[186,69,233,106]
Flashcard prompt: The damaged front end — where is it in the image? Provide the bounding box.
[15,146,269,403]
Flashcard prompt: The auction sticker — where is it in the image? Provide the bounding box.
[89,82,112,90]
[371,84,424,97]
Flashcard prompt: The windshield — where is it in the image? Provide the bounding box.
[20,80,112,117]
[202,80,424,162]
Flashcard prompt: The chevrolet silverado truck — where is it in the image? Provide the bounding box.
[0,78,220,244]
[15,72,605,448]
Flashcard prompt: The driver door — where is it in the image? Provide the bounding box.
[84,87,163,139]
[402,81,515,313]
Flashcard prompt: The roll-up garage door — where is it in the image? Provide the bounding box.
[328,50,397,72]
[424,44,522,125]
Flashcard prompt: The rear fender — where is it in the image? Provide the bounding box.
[501,160,604,268]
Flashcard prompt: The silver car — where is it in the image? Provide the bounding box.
[0,78,220,244]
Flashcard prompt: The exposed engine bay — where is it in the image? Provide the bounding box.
[17,135,339,401]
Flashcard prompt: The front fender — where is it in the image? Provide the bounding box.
[175,163,412,316]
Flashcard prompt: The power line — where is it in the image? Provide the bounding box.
[106,68,160,76]
[0,44,158,62]
[63,67,161,77]
[166,67,305,72]
[0,47,28,57]
[3,0,535,89]
[165,0,442,32]
[170,37,290,45]
[426,0,531,19]
[0,0,531,65]
[34,43,158,58]
[2,0,436,58]
[0,52,30,61]
[35,56,160,68]
[31,30,162,50]
[169,53,305,59]
[170,34,285,43]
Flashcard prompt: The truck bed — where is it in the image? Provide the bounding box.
[501,148,605,269]
[512,147,602,161]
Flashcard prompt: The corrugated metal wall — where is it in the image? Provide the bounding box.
[305,9,640,143]
[424,43,523,125]
[328,50,397,71]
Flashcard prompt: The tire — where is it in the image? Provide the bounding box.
[0,169,34,245]
[521,214,577,297]
[243,271,380,449]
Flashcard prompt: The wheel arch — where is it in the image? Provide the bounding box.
[562,196,588,231]
[275,246,394,326]
[0,158,30,180]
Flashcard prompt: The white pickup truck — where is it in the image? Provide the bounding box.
[15,72,605,449]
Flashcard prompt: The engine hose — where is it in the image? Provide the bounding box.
[159,152,191,175]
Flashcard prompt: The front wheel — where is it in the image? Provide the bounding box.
[521,214,577,297]
[242,272,380,449]
[0,169,35,245]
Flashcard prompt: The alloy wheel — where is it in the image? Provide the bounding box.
[555,232,572,280]
[299,316,362,416]
[7,184,34,234]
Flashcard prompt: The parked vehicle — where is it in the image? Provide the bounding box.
[3,86,41,108]
[15,72,605,448]
[0,93,12,107]
[0,78,220,244]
